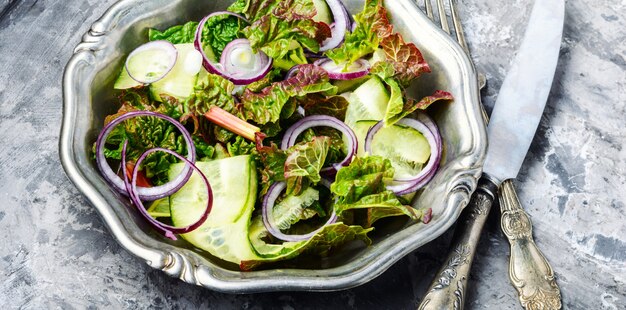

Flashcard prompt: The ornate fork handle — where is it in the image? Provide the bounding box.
[499,180,562,309]
[419,179,497,310]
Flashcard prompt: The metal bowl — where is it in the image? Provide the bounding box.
[60,0,486,293]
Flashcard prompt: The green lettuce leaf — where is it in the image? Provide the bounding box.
[336,191,424,227]
[149,21,198,44]
[185,73,238,116]
[325,0,393,64]
[331,155,395,204]
[298,94,350,120]
[232,0,331,69]
[272,187,323,231]
[242,217,372,270]
[227,136,258,157]
[200,14,246,61]
[284,136,330,196]
[240,64,337,125]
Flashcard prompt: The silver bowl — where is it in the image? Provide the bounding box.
[60,0,486,293]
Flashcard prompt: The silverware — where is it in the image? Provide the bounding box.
[418,0,564,309]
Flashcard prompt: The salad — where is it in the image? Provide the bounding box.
[95,0,453,270]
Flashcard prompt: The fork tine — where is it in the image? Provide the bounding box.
[448,0,469,54]
[423,0,434,20]
[436,0,451,34]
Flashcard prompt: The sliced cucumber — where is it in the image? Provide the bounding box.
[344,76,390,127]
[333,76,369,94]
[312,0,333,24]
[353,120,431,179]
[113,66,142,89]
[169,155,259,264]
[150,43,203,101]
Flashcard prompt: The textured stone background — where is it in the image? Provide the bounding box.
[1,0,624,309]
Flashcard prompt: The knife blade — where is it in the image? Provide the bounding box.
[483,0,564,184]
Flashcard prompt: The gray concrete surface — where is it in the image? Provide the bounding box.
[1,0,624,308]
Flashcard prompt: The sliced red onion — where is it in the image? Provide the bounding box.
[262,181,337,242]
[319,0,351,51]
[194,12,271,85]
[281,115,357,172]
[95,111,196,201]
[219,38,273,84]
[364,118,442,195]
[123,145,213,240]
[316,58,370,80]
[125,40,178,84]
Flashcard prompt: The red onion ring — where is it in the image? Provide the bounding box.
[125,40,178,84]
[285,64,303,80]
[262,181,337,242]
[281,115,357,172]
[122,144,213,240]
[194,12,272,85]
[316,58,370,80]
[219,38,273,83]
[95,111,196,201]
[319,0,351,51]
[364,118,442,195]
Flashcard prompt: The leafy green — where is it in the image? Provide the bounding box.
[336,191,423,227]
[325,0,393,64]
[231,0,331,69]
[149,21,198,44]
[240,64,337,125]
[243,217,372,270]
[227,136,258,157]
[377,33,431,87]
[298,94,350,120]
[257,143,288,195]
[200,14,246,61]
[331,156,395,204]
[284,136,330,196]
[386,90,454,126]
[185,73,238,116]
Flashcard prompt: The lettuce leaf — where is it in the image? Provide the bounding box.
[331,156,394,204]
[378,33,431,87]
[257,143,288,195]
[242,217,372,270]
[232,0,331,69]
[148,21,198,44]
[298,94,350,120]
[240,64,337,125]
[271,187,323,231]
[200,14,246,61]
[325,0,393,64]
[284,136,330,196]
[185,73,238,116]
[336,191,424,227]
[386,89,454,126]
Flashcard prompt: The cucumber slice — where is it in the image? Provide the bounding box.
[353,120,431,179]
[150,43,202,101]
[333,76,369,93]
[113,66,142,89]
[344,76,390,127]
[313,0,333,24]
[169,156,259,264]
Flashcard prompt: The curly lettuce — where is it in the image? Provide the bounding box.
[284,136,330,196]
[149,21,198,44]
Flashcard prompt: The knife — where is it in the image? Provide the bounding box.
[419,0,565,309]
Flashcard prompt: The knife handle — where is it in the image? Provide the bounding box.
[499,180,562,310]
[418,178,497,310]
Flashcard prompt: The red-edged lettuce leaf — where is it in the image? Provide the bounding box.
[257,142,288,195]
[284,136,330,196]
[330,156,394,204]
[386,90,454,126]
[379,33,431,87]
[325,0,393,64]
[184,73,238,116]
[298,94,350,120]
[240,64,337,125]
[233,0,331,69]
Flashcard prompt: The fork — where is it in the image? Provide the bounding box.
[416,1,561,309]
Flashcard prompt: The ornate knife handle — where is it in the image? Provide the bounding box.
[418,178,497,310]
[499,180,562,310]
